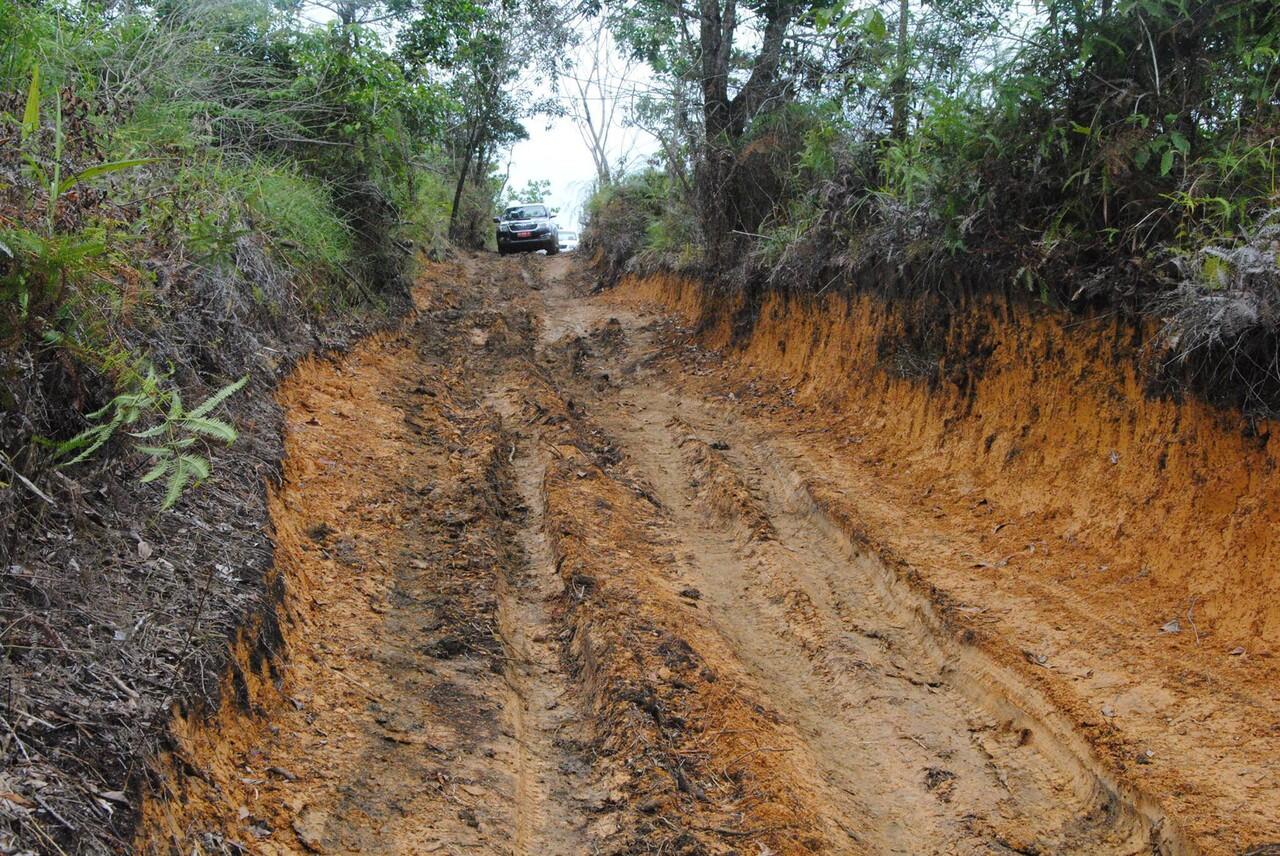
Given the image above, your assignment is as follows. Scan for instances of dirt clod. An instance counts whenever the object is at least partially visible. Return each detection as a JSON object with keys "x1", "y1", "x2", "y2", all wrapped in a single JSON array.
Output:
[{"x1": 292, "y1": 808, "x2": 328, "y2": 852}]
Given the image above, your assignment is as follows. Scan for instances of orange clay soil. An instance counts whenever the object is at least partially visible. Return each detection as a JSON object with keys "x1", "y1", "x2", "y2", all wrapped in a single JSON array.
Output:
[
  {"x1": 138, "y1": 262, "x2": 545, "y2": 853},
  {"x1": 607, "y1": 270, "x2": 1280, "y2": 854},
  {"x1": 136, "y1": 254, "x2": 1276, "y2": 856},
  {"x1": 136, "y1": 256, "x2": 845, "y2": 855}
]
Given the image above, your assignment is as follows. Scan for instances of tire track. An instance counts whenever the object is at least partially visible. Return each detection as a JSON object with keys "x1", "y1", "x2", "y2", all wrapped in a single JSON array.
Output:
[{"x1": 530, "y1": 267, "x2": 1182, "y2": 854}]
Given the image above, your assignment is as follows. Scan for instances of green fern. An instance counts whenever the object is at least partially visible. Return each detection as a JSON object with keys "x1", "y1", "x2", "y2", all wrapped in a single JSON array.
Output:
[{"x1": 57, "y1": 373, "x2": 248, "y2": 509}]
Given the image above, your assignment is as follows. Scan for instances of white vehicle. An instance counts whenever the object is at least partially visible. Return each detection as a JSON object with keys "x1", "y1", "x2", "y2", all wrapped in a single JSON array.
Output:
[{"x1": 558, "y1": 230, "x2": 580, "y2": 252}]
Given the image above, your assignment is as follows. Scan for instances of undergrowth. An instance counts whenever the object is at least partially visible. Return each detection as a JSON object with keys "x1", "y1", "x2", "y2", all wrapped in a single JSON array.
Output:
[
  {"x1": 585, "y1": 0, "x2": 1280, "y2": 418},
  {"x1": 0, "y1": 0, "x2": 460, "y2": 515}
]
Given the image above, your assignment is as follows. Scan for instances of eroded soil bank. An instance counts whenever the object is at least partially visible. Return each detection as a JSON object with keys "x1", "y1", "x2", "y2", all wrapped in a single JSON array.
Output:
[
  {"x1": 611, "y1": 271, "x2": 1280, "y2": 853},
  {"x1": 138, "y1": 256, "x2": 1277, "y2": 855}
]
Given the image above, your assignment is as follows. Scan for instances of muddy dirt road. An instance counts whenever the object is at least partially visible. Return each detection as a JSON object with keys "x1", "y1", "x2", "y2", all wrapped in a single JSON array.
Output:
[{"x1": 143, "y1": 255, "x2": 1280, "y2": 855}]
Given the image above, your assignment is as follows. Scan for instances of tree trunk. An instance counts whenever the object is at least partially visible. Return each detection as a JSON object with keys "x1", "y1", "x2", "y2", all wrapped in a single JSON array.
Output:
[
  {"x1": 694, "y1": 0, "x2": 797, "y2": 268},
  {"x1": 891, "y1": 0, "x2": 909, "y2": 139},
  {"x1": 449, "y1": 122, "x2": 480, "y2": 240}
]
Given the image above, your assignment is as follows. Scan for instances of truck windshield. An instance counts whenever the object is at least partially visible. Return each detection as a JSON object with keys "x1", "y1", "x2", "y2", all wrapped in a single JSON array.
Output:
[{"x1": 503, "y1": 205, "x2": 547, "y2": 220}]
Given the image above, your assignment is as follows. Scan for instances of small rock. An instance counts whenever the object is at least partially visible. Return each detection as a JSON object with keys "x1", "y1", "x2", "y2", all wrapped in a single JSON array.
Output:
[
  {"x1": 458, "y1": 807, "x2": 480, "y2": 829},
  {"x1": 1228, "y1": 646, "x2": 1247, "y2": 656},
  {"x1": 1160, "y1": 619, "x2": 1181, "y2": 634},
  {"x1": 638, "y1": 797, "x2": 663, "y2": 814},
  {"x1": 678, "y1": 587, "x2": 702, "y2": 600},
  {"x1": 293, "y1": 808, "x2": 328, "y2": 852}
]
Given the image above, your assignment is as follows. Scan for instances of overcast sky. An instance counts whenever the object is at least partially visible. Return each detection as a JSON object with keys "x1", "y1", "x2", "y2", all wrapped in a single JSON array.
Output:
[{"x1": 504, "y1": 116, "x2": 601, "y2": 233}]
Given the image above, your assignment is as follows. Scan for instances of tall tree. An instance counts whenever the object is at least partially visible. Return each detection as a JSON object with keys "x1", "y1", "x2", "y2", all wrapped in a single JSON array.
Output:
[
  {"x1": 568, "y1": 20, "x2": 643, "y2": 187},
  {"x1": 609, "y1": 0, "x2": 810, "y2": 262},
  {"x1": 890, "y1": 0, "x2": 908, "y2": 138},
  {"x1": 403, "y1": 0, "x2": 568, "y2": 244}
]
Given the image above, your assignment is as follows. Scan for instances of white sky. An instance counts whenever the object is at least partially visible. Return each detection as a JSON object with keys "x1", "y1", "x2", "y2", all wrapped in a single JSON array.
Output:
[{"x1": 504, "y1": 116, "x2": 602, "y2": 233}]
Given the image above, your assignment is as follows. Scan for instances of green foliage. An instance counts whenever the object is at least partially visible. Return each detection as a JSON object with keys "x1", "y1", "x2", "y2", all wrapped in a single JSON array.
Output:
[
  {"x1": 2, "y1": 0, "x2": 531, "y2": 509},
  {"x1": 504, "y1": 178, "x2": 553, "y2": 207},
  {"x1": 591, "y1": 0, "x2": 1280, "y2": 411},
  {"x1": 248, "y1": 168, "x2": 354, "y2": 270},
  {"x1": 619, "y1": 0, "x2": 1279, "y2": 283},
  {"x1": 584, "y1": 169, "x2": 700, "y2": 277},
  {"x1": 150, "y1": 156, "x2": 354, "y2": 291},
  {"x1": 0, "y1": 226, "x2": 108, "y2": 324},
  {"x1": 1, "y1": 64, "x2": 149, "y2": 329},
  {"x1": 16, "y1": 65, "x2": 152, "y2": 235},
  {"x1": 56, "y1": 369, "x2": 248, "y2": 509}
]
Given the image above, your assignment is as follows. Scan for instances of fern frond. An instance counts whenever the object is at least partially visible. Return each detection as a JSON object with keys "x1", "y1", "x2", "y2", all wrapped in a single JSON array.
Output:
[
  {"x1": 180, "y1": 416, "x2": 237, "y2": 442},
  {"x1": 162, "y1": 459, "x2": 192, "y2": 510},
  {"x1": 186, "y1": 375, "x2": 249, "y2": 419},
  {"x1": 139, "y1": 459, "x2": 172, "y2": 484}
]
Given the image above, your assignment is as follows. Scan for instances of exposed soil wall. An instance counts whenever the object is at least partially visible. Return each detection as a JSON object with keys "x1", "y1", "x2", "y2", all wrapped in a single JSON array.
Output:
[
  {"x1": 618, "y1": 272, "x2": 1280, "y2": 655},
  {"x1": 136, "y1": 327, "x2": 416, "y2": 852},
  {"x1": 0, "y1": 271, "x2": 399, "y2": 854}
]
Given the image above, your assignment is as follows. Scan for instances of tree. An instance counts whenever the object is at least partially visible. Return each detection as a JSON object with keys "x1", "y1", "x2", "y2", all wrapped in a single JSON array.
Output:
[
  {"x1": 402, "y1": 0, "x2": 569, "y2": 246},
  {"x1": 504, "y1": 178, "x2": 552, "y2": 206},
  {"x1": 605, "y1": 0, "x2": 813, "y2": 264},
  {"x1": 891, "y1": 0, "x2": 908, "y2": 139},
  {"x1": 567, "y1": 19, "x2": 644, "y2": 187}
]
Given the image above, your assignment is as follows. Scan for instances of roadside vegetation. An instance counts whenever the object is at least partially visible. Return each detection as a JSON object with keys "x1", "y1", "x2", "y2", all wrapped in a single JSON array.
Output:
[
  {"x1": 0, "y1": 1, "x2": 564, "y2": 851},
  {"x1": 583, "y1": 0, "x2": 1280, "y2": 417}
]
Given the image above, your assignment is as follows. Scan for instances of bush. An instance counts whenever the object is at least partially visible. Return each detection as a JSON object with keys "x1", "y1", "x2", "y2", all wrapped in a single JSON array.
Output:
[
  {"x1": 583, "y1": 170, "x2": 699, "y2": 283},
  {"x1": 1151, "y1": 210, "x2": 1280, "y2": 417}
]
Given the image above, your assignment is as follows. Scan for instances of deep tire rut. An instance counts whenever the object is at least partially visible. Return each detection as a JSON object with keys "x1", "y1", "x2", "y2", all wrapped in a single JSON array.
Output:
[
  {"x1": 535, "y1": 272, "x2": 1182, "y2": 854},
  {"x1": 590, "y1": 391, "x2": 1154, "y2": 853},
  {"x1": 491, "y1": 392, "x2": 592, "y2": 854}
]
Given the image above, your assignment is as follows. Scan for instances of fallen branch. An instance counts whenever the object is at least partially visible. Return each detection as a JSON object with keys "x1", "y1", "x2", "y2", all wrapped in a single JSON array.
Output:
[{"x1": 0, "y1": 453, "x2": 56, "y2": 507}]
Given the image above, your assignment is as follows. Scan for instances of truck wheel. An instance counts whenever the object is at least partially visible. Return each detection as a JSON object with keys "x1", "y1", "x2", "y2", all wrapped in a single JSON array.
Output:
[{"x1": 546, "y1": 241, "x2": 560, "y2": 255}]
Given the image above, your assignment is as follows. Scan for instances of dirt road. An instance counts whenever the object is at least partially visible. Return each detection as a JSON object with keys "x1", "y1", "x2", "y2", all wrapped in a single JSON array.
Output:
[{"x1": 142, "y1": 254, "x2": 1278, "y2": 854}]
